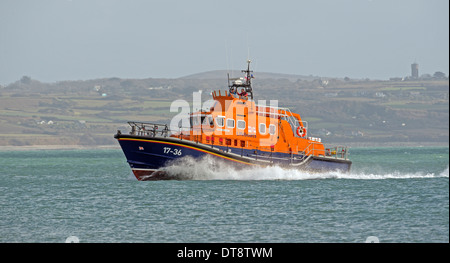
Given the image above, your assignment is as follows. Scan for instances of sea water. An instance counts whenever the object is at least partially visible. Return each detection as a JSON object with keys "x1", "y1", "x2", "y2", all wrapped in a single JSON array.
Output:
[{"x1": 0, "y1": 146, "x2": 448, "y2": 243}]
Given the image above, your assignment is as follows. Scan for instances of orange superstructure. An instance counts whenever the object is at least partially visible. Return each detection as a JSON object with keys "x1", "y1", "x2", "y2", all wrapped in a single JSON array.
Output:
[
  {"x1": 182, "y1": 91, "x2": 326, "y2": 158},
  {"x1": 177, "y1": 60, "x2": 326, "y2": 159}
]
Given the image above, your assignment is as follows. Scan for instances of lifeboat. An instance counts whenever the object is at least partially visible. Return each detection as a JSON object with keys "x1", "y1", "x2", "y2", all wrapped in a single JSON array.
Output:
[{"x1": 115, "y1": 60, "x2": 352, "y2": 180}]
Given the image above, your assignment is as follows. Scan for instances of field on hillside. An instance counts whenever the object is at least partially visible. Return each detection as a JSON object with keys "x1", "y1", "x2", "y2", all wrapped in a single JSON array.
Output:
[
  {"x1": 0, "y1": 92, "x2": 175, "y2": 146},
  {"x1": 0, "y1": 77, "x2": 448, "y2": 146}
]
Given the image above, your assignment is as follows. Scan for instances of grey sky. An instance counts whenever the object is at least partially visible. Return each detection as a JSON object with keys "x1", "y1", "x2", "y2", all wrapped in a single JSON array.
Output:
[{"x1": 0, "y1": 0, "x2": 448, "y2": 84}]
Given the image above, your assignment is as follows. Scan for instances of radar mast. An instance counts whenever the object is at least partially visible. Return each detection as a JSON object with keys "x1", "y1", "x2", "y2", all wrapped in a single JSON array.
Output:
[{"x1": 228, "y1": 60, "x2": 254, "y2": 100}]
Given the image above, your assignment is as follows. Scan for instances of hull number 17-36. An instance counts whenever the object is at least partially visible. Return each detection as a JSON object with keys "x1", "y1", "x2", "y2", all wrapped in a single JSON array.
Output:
[{"x1": 163, "y1": 147, "x2": 182, "y2": 156}]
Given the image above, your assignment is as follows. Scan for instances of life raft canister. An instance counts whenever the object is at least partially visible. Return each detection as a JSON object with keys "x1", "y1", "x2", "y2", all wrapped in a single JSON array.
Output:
[{"x1": 296, "y1": 126, "x2": 306, "y2": 137}]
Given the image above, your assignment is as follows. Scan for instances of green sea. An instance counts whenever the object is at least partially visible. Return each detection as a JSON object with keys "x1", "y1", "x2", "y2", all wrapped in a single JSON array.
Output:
[{"x1": 0, "y1": 146, "x2": 448, "y2": 243}]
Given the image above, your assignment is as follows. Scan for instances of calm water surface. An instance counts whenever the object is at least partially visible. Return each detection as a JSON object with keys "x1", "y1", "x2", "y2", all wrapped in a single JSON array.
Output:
[{"x1": 0, "y1": 146, "x2": 448, "y2": 242}]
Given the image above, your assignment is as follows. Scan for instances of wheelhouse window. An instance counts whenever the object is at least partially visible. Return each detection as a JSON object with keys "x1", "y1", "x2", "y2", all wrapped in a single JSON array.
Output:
[
  {"x1": 226, "y1": 118, "x2": 235, "y2": 128},
  {"x1": 195, "y1": 115, "x2": 201, "y2": 126},
  {"x1": 269, "y1": 124, "x2": 276, "y2": 135},
  {"x1": 259, "y1": 123, "x2": 266, "y2": 134},
  {"x1": 203, "y1": 115, "x2": 214, "y2": 128},
  {"x1": 216, "y1": 116, "x2": 225, "y2": 127},
  {"x1": 237, "y1": 120, "x2": 246, "y2": 130},
  {"x1": 190, "y1": 115, "x2": 199, "y2": 127}
]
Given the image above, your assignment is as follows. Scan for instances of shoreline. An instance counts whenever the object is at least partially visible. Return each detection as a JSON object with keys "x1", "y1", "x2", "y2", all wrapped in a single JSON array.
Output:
[{"x1": 0, "y1": 141, "x2": 448, "y2": 151}]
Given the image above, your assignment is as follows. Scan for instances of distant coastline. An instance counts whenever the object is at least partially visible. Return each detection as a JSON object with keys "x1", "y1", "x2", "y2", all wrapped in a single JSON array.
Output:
[{"x1": 0, "y1": 77, "x2": 448, "y2": 148}]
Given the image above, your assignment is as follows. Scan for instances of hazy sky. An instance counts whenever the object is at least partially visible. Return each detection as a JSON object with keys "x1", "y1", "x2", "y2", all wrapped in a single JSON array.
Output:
[{"x1": 0, "y1": 0, "x2": 448, "y2": 84}]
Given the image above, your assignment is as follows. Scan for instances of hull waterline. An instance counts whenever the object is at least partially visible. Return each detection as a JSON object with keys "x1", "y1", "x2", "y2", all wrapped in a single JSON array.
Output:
[{"x1": 115, "y1": 134, "x2": 352, "y2": 181}]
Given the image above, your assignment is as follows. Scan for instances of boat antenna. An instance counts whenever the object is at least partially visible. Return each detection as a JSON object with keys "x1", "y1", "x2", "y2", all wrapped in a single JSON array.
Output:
[{"x1": 242, "y1": 59, "x2": 254, "y2": 100}]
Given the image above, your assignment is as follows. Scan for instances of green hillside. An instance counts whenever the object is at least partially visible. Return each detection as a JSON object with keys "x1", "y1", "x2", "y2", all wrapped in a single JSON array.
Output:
[{"x1": 0, "y1": 75, "x2": 448, "y2": 147}]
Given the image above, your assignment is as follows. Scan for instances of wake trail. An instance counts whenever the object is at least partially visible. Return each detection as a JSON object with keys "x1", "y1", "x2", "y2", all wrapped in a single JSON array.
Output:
[{"x1": 159, "y1": 156, "x2": 449, "y2": 181}]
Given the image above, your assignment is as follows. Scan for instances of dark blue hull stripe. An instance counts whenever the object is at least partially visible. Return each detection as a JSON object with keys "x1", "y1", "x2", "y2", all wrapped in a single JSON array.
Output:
[{"x1": 116, "y1": 135, "x2": 352, "y2": 173}]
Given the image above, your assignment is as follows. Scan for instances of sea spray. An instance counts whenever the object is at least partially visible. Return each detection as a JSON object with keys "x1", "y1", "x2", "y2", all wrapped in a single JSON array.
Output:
[
  {"x1": 440, "y1": 165, "x2": 449, "y2": 177},
  {"x1": 159, "y1": 155, "x2": 449, "y2": 181}
]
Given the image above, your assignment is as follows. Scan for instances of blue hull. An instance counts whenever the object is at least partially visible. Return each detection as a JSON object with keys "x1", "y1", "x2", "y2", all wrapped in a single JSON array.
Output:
[{"x1": 115, "y1": 134, "x2": 352, "y2": 180}]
